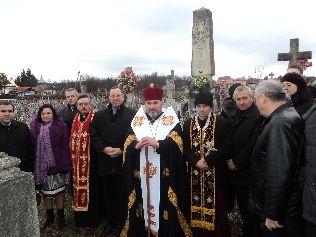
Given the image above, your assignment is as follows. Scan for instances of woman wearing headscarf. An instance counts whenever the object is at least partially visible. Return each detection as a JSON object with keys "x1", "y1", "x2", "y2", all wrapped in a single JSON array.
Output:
[
  {"x1": 281, "y1": 72, "x2": 314, "y2": 116},
  {"x1": 30, "y1": 104, "x2": 71, "y2": 231}
]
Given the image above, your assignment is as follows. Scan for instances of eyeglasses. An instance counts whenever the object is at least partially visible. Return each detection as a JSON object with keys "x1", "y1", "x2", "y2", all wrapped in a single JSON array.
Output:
[
  {"x1": 78, "y1": 102, "x2": 90, "y2": 106},
  {"x1": 0, "y1": 110, "x2": 13, "y2": 113}
]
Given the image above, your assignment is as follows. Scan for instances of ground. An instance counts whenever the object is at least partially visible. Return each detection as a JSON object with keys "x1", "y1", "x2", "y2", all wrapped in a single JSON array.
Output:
[{"x1": 38, "y1": 192, "x2": 243, "y2": 237}]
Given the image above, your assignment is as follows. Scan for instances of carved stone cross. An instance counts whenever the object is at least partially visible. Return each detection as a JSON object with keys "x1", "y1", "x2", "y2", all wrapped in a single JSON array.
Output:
[{"x1": 278, "y1": 38, "x2": 312, "y2": 67}]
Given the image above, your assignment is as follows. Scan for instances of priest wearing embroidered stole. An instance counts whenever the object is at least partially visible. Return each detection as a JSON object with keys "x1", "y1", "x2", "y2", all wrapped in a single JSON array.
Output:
[
  {"x1": 183, "y1": 90, "x2": 233, "y2": 237},
  {"x1": 120, "y1": 86, "x2": 192, "y2": 237},
  {"x1": 70, "y1": 94, "x2": 100, "y2": 229}
]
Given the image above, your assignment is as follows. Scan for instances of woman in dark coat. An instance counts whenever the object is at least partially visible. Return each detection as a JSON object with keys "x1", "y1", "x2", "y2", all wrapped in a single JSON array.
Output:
[
  {"x1": 30, "y1": 104, "x2": 71, "y2": 231},
  {"x1": 281, "y1": 72, "x2": 314, "y2": 116}
]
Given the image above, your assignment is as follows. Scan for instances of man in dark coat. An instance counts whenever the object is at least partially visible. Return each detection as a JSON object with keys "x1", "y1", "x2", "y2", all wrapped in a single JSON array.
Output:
[
  {"x1": 227, "y1": 85, "x2": 263, "y2": 237},
  {"x1": 90, "y1": 87, "x2": 135, "y2": 236},
  {"x1": 249, "y1": 80, "x2": 304, "y2": 237},
  {"x1": 120, "y1": 86, "x2": 192, "y2": 237},
  {"x1": 59, "y1": 88, "x2": 78, "y2": 134},
  {"x1": 183, "y1": 90, "x2": 233, "y2": 237},
  {"x1": 0, "y1": 101, "x2": 34, "y2": 172},
  {"x1": 301, "y1": 99, "x2": 316, "y2": 237}
]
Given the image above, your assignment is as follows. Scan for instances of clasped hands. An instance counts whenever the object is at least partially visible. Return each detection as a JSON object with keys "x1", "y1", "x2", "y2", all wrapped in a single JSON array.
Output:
[
  {"x1": 265, "y1": 218, "x2": 283, "y2": 231},
  {"x1": 103, "y1": 146, "x2": 122, "y2": 158},
  {"x1": 135, "y1": 136, "x2": 159, "y2": 150},
  {"x1": 196, "y1": 158, "x2": 209, "y2": 171}
]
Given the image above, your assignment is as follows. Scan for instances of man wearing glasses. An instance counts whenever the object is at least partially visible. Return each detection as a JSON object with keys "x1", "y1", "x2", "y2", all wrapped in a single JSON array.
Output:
[{"x1": 0, "y1": 101, "x2": 34, "y2": 172}]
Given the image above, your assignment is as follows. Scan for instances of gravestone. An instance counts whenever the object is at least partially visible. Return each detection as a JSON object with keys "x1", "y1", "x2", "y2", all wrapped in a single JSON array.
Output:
[
  {"x1": 164, "y1": 70, "x2": 178, "y2": 111},
  {"x1": 191, "y1": 8, "x2": 217, "y2": 112},
  {"x1": 124, "y1": 67, "x2": 137, "y2": 108},
  {"x1": 0, "y1": 152, "x2": 40, "y2": 237},
  {"x1": 278, "y1": 38, "x2": 312, "y2": 68},
  {"x1": 165, "y1": 70, "x2": 176, "y2": 99},
  {"x1": 191, "y1": 7, "x2": 215, "y2": 79}
]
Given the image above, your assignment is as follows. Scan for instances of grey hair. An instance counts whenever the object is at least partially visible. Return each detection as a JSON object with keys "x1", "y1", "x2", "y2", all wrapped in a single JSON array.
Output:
[
  {"x1": 65, "y1": 88, "x2": 78, "y2": 95},
  {"x1": 254, "y1": 80, "x2": 288, "y2": 102},
  {"x1": 233, "y1": 85, "x2": 253, "y2": 100}
]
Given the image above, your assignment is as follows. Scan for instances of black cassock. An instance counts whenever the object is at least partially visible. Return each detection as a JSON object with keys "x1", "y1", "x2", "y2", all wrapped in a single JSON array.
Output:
[
  {"x1": 183, "y1": 114, "x2": 233, "y2": 237},
  {"x1": 119, "y1": 124, "x2": 193, "y2": 237}
]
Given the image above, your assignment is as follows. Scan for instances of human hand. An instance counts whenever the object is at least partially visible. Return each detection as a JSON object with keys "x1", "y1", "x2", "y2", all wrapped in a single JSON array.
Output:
[
  {"x1": 109, "y1": 148, "x2": 122, "y2": 158},
  {"x1": 196, "y1": 159, "x2": 208, "y2": 171},
  {"x1": 141, "y1": 137, "x2": 159, "y2": 148},
  {"x1": 227, "y1": 159, "x2": 238, "y2": 171},
  {"x1": 265, "y1": 218, "x2": 283, "y2": 231},
  {"x1": 135, "y1": 137, "x2": 158, "y2": 149},
  {"x1": 103, "y1": 147, "x2": 114, "y2": 155}
]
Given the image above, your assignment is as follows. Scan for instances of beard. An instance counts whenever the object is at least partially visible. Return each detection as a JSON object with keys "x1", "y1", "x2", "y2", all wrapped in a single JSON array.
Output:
[{"x1": 147, "y1": 110, "x2": 161, "y2": 119}]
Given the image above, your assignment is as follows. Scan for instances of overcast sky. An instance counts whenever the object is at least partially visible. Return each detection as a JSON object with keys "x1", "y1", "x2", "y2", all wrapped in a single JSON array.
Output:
[{"x1": 0, "y1": 0, "x2": 315, "y2": 82}]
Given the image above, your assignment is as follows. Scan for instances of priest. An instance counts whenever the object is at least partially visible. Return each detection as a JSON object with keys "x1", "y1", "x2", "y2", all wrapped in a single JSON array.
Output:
[
  {"x1": 70, "y1": 94, "x2": 100, "y2": 231},
  {"x1": 120, "y1": 86, "x2": 192, "y2": 237},
  {"x1": 183, "y1": 90, "x2": 233, "y2": 237}
]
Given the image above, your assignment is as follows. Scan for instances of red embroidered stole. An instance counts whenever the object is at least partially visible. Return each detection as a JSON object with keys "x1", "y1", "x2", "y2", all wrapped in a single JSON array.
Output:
[
  {"x1": 189, "y1": 113, "x2": 216, "y2": 231},
  {"x1": 70, "y1": 111, "x2": 94, "y2": 211}
]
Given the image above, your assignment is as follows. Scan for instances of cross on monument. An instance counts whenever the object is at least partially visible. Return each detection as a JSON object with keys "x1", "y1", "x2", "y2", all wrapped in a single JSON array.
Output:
[
  {"x1": 278, "y1": 38, "x2": 312, "y2": 67},
  {"x1": 269, "y1": 72, "x2": 274, "y2": 79}
]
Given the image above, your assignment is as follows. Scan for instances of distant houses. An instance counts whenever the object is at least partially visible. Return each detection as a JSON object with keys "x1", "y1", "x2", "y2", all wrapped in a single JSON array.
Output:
[{"x1": 8, "y1": 86, "x2": 57, "y2": 96}]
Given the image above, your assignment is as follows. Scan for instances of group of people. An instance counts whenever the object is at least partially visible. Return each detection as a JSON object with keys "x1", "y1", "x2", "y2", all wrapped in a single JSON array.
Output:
[
  {"x1": 8, "y1": 94, "x2": 107, "y2": 127},
  {"x1": 0, "y1": 66, "x2": 315, "y2": 237}
]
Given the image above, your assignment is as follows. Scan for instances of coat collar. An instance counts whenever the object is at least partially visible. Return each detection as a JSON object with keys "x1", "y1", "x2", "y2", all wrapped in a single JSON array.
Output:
[{"x1": 235, "y1": 103, "x2": 258, "y2": 118}]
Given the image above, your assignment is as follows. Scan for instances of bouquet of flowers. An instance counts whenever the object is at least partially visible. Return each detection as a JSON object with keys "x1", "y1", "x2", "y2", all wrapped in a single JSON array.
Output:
[
  {"x1": 117, "y1": 68, "x2": 138, "y2": 94},
  {"x1": 194, "y1": 77, "x2": 210, "y2": 91}
]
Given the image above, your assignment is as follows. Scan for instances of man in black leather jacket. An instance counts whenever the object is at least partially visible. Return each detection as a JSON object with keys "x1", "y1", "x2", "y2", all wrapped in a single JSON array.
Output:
[
  {"x1": 249, "y1": 80, "x2": 304, "y2": 237},
  {"x1": 302, "y1": 99, "x2": 316, "y2": 236}
]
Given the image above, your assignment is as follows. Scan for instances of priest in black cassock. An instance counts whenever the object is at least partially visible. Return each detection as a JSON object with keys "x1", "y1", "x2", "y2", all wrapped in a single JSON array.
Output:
[
  {"x1": 183, "y1": 90, "x2": 233, "y2": 237},
  {"x1": 119, "y1": 86, "x2": 192, "y2": 237}
]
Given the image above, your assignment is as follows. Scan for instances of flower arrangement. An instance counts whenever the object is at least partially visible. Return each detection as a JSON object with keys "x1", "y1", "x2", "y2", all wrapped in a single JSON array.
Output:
[
  {"x1": 117, "y1": 68, "x2": 138, "y2": 93},
  {"x1": 194, "y1": 77, "x2": 210, "y2": 91}
]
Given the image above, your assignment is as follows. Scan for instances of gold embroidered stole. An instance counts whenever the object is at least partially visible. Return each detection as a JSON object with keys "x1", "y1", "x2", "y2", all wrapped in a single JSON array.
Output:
[
  {"x1": 70, "y1": 111, "x2": 94, "y2": 211},
  {"x1": 189, "y1": 113, "x2": 216, "y2": 231}
]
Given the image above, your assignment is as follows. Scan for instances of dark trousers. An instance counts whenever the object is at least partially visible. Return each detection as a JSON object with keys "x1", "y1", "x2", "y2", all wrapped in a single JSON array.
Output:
[
  {"x1": 234, "y1": 186, "x2": 253, "y2": 237},
  {"x1": 99, "y1": 175, "x2": 121, "y2": 225},
  {"x1": 252, "y1": 215, "x2": 304, "y2": 237},
  {"x1": 306, "y1": 220, "x2": 316, "y2": 237}
]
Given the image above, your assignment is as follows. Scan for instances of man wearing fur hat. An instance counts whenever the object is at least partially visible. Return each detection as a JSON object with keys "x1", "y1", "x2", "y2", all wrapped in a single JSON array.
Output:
[
  {"x1": 183, "y1": 90, "x2": 233, "y2": 237},
  {"x1": 120, "y1": 86, "x2": 192, "y2": 237}
]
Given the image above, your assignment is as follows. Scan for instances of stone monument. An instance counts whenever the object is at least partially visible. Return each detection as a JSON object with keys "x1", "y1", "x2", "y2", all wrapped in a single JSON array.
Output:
[
  {"x1": 164, "y1": 70, "x2": 177, "y2": 110},
  {"x1": 191, "y1": 7, "x2": 217, "y2": 112},
  {"x1": 124, "y1": 66, "x2": 137, "y2": 108},
  {"x1": 278, "y1": 38, "x2": 312, "y2": 68},
  {"x1": 0, "y1": 152, "x2": 40, "y2": 237},
  {"x1": 191, "y1": 7, "x2": 215, "y2": 79}
]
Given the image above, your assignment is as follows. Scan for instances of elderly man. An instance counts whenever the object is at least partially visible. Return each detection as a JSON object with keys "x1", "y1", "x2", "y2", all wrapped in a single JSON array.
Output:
[
  {"x1": 90, "y1": 86, "x2": 135, "y2": 236},
  {"x1": 228, "y1": 86, "x2": 263, "y2": 237},
  {"x1": 59, "y1": 88, "x2": 79, "y2": 134},
  {"x1": 249, "y1": 80, "x2": 304, "y2": 237},
  {"x1": 70, "y1": 94, "x2": 100, "y2": 231},
  {"x1": 0, "y1": 101, "x2": 34, "y2": 172},
  {"x1": 120, "y1": 86, "x2": 191, "y2": 237},
  {"x1": 183, "y1": 90, "x2": 232, "y2": 237}
]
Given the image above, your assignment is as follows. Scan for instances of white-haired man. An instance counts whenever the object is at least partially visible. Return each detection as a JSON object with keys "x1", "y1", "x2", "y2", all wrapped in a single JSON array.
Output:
[{"x1": 249, "y1": 80, "x2": 304, "y2": 237}]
